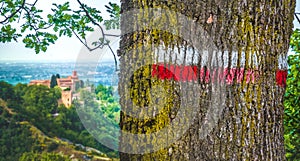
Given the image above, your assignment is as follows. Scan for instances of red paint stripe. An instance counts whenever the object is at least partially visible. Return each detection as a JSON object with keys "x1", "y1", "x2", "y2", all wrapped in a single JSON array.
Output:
[
  {"x1": 151, "y1": 64, "x2": 287, "y2": 87},
  {"x1": 276, "y1": 70, "x2": 288, "y2": 87}
]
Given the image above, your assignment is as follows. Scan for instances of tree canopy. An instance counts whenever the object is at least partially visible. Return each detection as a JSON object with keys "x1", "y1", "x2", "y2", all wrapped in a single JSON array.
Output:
[{"x1": 0, "y1": 0, "x2": 120, "y2": 53}]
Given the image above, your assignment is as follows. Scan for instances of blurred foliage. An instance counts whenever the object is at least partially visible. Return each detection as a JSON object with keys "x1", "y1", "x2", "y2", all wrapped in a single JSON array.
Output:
[{"x1": 284, "y1": 29, "x2": 300, "y2": 160}]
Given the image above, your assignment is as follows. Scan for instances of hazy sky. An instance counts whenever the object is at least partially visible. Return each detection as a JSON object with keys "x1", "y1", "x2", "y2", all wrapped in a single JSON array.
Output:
[{"x1": 0, "y1": 1, "x2": 299, "y2": 62}]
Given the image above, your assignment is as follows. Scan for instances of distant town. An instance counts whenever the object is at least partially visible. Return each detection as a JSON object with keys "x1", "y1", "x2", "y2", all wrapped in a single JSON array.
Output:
[{"x1": 0, "y1": 62, "x2": 118, "y2": 86}]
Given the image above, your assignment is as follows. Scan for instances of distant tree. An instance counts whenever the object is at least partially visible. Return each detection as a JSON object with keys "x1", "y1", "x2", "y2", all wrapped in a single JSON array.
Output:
[
  {"x1": 75, "y1": 81, "x2": 81, "y2": 91},
  {"x1": 0, "y1": 81, "x2": 14, "y2": 101},
  {"x1": 95, "y1": 84, "x2": 113, "y2": 100},
  {"x1": 56, "y1": 74, "x2": 60, "y2": 79},
  {"x1": 22, "y1": 85, "x2": 58, "y2": 120},
  {"x1": 14, "y1": 83, "x2": 27, "y2": 100},
  {"x1": 6, "y1": 83, "x2": 28, "y2": 112},
  {"x1": 79, "y1": 89, "x2": 97, "y2": 107},
  {"x1": 53, "y1": 86, "x2": 62, "y2": 99},
  {"x1": 86, "y1": 79, "x2": 90, "y2": 87},
  {"x1": 80, "y1": 80, "x2": 84, "y2": 88},
  {"x1": 50, "y1": 75, "x2": 58, "y2": 88}
]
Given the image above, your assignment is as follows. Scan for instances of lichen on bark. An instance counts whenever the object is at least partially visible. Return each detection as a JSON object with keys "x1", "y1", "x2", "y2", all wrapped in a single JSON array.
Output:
[{"x1": 119, "y1": 0, "x2": 295, "y2": 160}]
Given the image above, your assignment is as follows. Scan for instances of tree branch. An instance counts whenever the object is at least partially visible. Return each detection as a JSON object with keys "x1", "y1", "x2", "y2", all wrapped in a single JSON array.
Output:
[
  {"x1": 76, "y1": 0, "x2": 106, "y2": 41},
  {"x1": 75, "y1": 0, "x2": 119, "y2": 71},
  {"x1": 0, "y1": 0, "x2": 26, "y2": 24},
  {"x1": 0, "y1": 2, "x2": 4, "y2": 13},
  {"x1": 104, "y1": 34, "x2": 120, "y2": 37},
  {"x1": 71, "y1": 28, "x2": 106, "y2": 52}
]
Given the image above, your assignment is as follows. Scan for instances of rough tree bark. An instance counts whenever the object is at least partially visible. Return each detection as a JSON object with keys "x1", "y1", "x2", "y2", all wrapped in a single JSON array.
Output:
[{"x1": 118, "y1": 0, "x2": 295, "y2": 160}]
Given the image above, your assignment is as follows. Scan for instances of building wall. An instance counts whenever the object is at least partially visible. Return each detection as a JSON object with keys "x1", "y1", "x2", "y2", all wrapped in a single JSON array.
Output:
[
  {"x1": 61, "y1": 90, "x2": 72, "y2": 108},
  {"x1": 29, "y1": 71, "x2": 80, "y2": 107}
]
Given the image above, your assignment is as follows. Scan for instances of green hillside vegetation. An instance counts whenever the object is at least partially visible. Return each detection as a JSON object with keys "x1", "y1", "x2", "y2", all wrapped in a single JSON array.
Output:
[
  {"x1": 95, "y1": 84, "x2": 120, "y2": 125},
  {"x1": 0, "y1": 100, "x2": 98, "y2": 161},
  {"x1": 0, "y1": 81, "x2": 119, "y2": 160},
  {"x1": 76, "y1": 85, "x2": 120, "y2": 151}
]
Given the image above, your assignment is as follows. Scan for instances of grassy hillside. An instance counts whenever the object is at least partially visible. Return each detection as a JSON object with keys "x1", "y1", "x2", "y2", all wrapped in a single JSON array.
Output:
[
  {"x1": 0, "y1": 81, "x2": 119, "y2": 160},
  {"x1": 0, "y1": 100, "x2": 115, "y2": 161}
]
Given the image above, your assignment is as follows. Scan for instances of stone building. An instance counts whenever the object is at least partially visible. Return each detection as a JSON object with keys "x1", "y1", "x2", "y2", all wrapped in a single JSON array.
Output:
[
  {"x1": 29, "y1": 71, "x2": 81, "y2": 107},
  {"x1": 57, "y1": 71, "x2": 81, "y2": 91},
  {"x1": 56, "y1": 71, "x2": 81, "y2": 107}
]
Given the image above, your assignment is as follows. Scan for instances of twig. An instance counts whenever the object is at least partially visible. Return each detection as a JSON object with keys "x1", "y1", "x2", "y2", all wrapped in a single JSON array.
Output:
[
  {"x1": 72, "y1": 29, "x2": 90, "y2": 49},
  {"x1": 107, "y1": 43, "x2": 119, "y2": 71},
  {"x1": 0, "y1": 2, "x2": 4, "y2": 13},
  {"x1": 295, "y1": 13, "x2": 300, "y2": 25},
  {"x1": 71, "y1": 28, "x2": 105, "y2": 52},
  {"x1": 17, "y1": 7, "x2": 23, "y2": 23},
  {"x1": 40, "y1": 23, "x2": 54, "y2": 30},
  {"x1": 31, "y1": 0, "x2": 38, "y2": 7},
  {"x1": 104, "y1": 34, "x2": 120, "y2": 37}
]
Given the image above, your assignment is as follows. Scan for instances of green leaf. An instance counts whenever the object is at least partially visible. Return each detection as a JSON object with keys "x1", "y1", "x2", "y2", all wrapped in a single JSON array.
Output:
[
  {"x1": 53, "y1": 26, "x2": 59, "y2": 32},
  {"x1": 41, "y1": 46, "x2": 47, "y2": 52},
  {"x1": 34, "y1": 45, "x2": 40, "y2": 54},
  {"x1": 63, "y1": 14, "x2": 72, "y2": 20}
]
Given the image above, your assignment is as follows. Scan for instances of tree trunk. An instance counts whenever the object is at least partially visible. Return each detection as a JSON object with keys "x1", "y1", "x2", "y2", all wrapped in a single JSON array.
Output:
[{"x1": 118, "y1": 0, "x2": 295, "y2": 160}]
